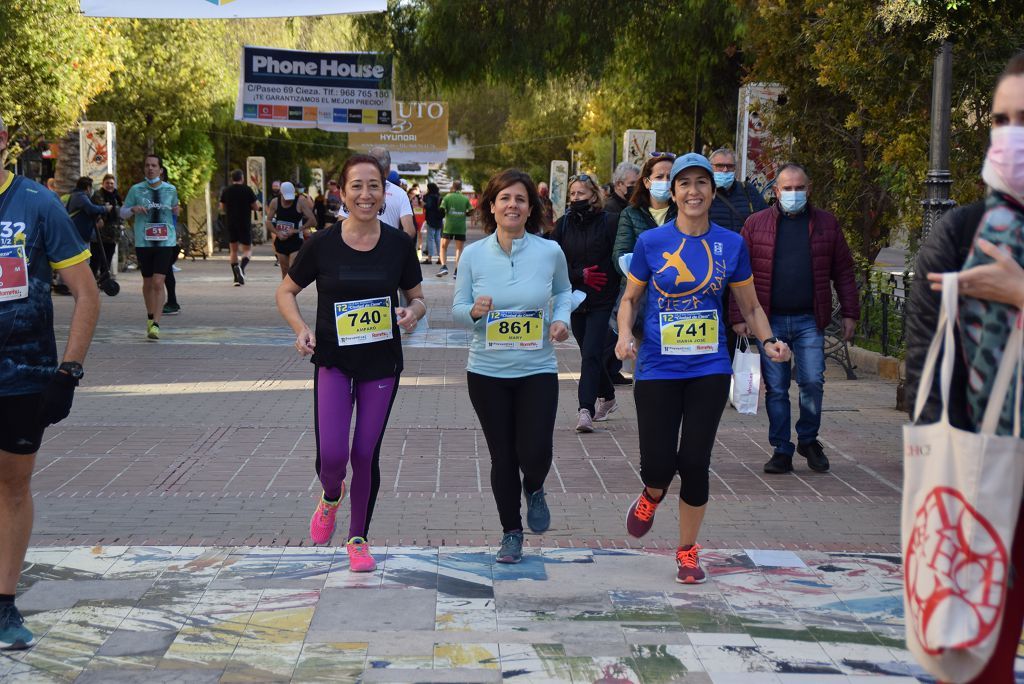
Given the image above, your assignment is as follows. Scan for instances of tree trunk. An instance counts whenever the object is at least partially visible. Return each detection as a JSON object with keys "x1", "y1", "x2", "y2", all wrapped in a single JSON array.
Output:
[{"x1": 53, "y1": 128, "x2": 81, "y2": 195}]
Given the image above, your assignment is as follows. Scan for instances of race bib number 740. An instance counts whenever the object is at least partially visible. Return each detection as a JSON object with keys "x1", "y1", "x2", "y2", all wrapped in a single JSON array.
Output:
[{"x1": 334, "y1": 296, "x2": 393, "y2": 347}]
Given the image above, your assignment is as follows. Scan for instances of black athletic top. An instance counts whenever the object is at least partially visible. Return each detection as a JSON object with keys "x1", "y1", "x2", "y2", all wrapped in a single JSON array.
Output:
[{"x1": 288, "y1": 222, "x2": 422, "y2": 380}]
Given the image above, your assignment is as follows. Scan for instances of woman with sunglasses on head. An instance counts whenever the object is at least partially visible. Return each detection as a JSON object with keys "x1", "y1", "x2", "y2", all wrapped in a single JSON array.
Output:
[
  {"x1": 276, "y1": 154, "x2": 425, "y2": 573},
  {"x1": 549, "y1": 172, "x2": 622, "y2": 433},
  {"x1": 452, "y1": 169, "x2": 571, "y2": 564},
  {"x1": 615, "y1": 153, "x2": 790, "y2": 584}
]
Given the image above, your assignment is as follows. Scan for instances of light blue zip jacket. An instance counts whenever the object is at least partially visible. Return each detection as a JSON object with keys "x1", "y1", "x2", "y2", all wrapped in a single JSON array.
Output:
[{"x1": 452, "y1": 231, "x2": 572, "y2": 378}]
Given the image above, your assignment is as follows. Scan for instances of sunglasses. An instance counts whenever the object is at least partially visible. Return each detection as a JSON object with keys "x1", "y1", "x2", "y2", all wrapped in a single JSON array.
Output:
[
  {"x1": 649, "y1": 151, "x2": 677, "y2": 160},
  {"x1": 568, "y1": 174, "x2": 594, "y2": 184}
]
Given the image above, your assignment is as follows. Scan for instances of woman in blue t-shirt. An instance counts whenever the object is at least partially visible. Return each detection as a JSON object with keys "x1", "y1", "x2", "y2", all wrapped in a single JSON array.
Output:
[{"x1": 614, "y1": 153, "x2": 791, "y2": 585}]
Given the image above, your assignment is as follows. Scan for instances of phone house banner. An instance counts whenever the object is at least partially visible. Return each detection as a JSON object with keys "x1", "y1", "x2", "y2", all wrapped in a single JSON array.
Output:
[{"x1": 235, "y1": 46, "x2": 394, "y2": 133}]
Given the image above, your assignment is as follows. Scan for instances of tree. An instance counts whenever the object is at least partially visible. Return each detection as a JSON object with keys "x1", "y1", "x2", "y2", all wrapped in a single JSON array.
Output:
[{"x1": 0, "y1": 0, "x2": 123, "y2": 158}]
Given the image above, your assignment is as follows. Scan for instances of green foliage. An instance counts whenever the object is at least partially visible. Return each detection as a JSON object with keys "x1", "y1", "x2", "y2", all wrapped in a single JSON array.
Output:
[
  {"x1": 163, "y1": 129, "x2": 217, "y2": 204},
  {"x1": 0, "y1": 0, "x2": 124, "y2": 150}
]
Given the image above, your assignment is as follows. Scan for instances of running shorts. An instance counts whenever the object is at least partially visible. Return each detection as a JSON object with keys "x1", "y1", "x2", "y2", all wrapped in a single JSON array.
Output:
[
  {"x1": 135, "y1": 246, "x2": 179, "y2": 278},
  {"x1": 442, "y1": 232, "x2": 466, "y2": 242},
  {"x1": 0, "y1": 394, "x2": 45, "y2": 455}
]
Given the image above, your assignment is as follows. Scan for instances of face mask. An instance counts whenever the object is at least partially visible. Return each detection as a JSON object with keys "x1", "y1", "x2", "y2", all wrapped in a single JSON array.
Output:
[
  {"x1": 569, "y1": 199, "x2": 591, "y2": 214},
  {"x1": 982, "y1": 125, "x2": 1024, "y2": 202},
  {"x1": 714, "y1": 172, "x2": 735, "y2": 189},
  {"x1": 624, "y1": 184, "x2": 635, "y2": 199},
  {"x1": 649, "y1": 180, "x2": 671, "y2": 202},
  {"x1": 146, "y1": 174, "x2": 161, "y2": 185},
  {"x1": 779, "y1": 190, "x2": 807, "y2": 213}
]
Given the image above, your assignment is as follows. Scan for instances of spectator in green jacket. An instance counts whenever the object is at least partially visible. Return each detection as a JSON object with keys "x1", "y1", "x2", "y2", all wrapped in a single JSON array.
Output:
[{"x1": 612, "y1": 153, "x2": 678, "y2": 276}]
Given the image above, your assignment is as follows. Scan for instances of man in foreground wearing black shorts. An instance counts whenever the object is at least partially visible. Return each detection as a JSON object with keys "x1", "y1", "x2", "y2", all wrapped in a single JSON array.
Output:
[
  {"x1": 219, "y1": 169, "x2": 259, "y2": 285},
  {"x1": 120, "y1": 154, "x2": 180, "y2": 340},
  {"x1": 0, "y1": 113, "x2": 100, "y2": 649}
]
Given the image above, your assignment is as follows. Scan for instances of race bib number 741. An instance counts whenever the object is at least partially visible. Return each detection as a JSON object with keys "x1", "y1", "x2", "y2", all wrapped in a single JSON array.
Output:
[
  {"x1": 660, "y1": 309, "x2": 719, "y2": 356},
  {"x1": 334, "y1": 296, "x2": 393, "y2": 346}
]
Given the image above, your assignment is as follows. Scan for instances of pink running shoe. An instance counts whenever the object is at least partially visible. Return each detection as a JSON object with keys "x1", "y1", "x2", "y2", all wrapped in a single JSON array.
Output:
[
  {"x1": 346, "y1": 536, "x2": 377, "y2": 572},
  {"x1": 309, "y1": 485, "x2": 345, "y2": 545}
]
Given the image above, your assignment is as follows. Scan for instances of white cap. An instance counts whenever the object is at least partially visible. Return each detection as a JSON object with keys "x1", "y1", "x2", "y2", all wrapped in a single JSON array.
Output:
[{"x1": 280, "y1": 181, "x2": 296, "y2": 200}]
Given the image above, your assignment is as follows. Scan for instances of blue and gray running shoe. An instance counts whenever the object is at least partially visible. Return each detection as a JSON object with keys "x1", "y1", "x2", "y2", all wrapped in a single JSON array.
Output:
[
  {"x1": 525, "y1": 488, "x2": 550, "y2": 533},
  {"x1": 495, "y1": 530, "x2": 524, "y2": 564},
  {"x1": 0, "y1": 604, "x2": 35, "y2": 650}
]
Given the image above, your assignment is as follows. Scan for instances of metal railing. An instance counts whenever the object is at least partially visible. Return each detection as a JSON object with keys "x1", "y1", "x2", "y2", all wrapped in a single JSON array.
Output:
[{"x1": 855, "y1": 272, "x2": 908, "y2": 358}]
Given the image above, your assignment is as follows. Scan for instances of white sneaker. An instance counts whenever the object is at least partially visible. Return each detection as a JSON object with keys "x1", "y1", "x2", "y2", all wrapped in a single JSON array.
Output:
[
  {"x1": 594, "y1": 397, "x2": 618, "y2": 422},
  {"x1": 576, "y1": 408, "x2": 594, "y2": 433}
]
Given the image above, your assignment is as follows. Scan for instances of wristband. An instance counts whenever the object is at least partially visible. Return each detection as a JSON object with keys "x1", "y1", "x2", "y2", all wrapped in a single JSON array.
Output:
[
  {"x1": 762, "y1": 336, "x2": 779, "y2": 346},
  {"x1": 410, "y1": 297, "x2": 427, "y2": 319}
]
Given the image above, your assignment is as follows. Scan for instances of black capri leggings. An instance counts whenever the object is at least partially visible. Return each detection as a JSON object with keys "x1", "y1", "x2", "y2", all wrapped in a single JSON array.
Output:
[
  {"x1": 633, "y1": 374, "x2": 731, "y2": 507},
  {"x1": 467, "y1": 371, "x2": 558, "y2": 533}
]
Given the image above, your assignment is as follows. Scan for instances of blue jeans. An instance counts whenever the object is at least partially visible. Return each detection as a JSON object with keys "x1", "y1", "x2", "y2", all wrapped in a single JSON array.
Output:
[
  {"x1": 757, "y1": 314, "x2": 825, "y2": 456},
  {"x1": 426, "y1": 225, "x2": 442, "y2": 259}
]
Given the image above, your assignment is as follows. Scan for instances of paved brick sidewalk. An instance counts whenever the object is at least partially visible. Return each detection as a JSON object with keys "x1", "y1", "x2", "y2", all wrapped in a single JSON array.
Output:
[
  {"x1": 4, "y1": 544, "x2": 938, "y2": 683},
  {"x1": 35, "y1": 243, "x2": 906, "y2": 550}
]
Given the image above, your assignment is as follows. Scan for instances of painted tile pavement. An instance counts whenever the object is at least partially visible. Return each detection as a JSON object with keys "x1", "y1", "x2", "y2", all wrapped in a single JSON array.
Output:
[{"x1": 3, "y1": 546, "x2": 1021, "y2": 682}]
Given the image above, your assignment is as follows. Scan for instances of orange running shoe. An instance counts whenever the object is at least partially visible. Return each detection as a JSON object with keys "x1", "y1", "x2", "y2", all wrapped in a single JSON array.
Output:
[{"x1": 675, "y1": 544, "x2": 707, "y2": 584}]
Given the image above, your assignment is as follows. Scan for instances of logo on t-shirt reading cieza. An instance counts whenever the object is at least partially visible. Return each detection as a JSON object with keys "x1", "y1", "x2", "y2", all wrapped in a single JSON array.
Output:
[{"x1": 652, "y1": 236, "x2": 727, "y2": 312}]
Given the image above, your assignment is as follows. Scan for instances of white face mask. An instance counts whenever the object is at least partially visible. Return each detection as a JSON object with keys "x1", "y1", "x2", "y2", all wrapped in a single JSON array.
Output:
[{"x1": 982, "y1": 125, "x2": 1024, "y2": 203}]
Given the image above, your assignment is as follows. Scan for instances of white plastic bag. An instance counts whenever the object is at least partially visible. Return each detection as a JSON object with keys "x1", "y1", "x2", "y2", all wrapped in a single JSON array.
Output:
[
  {"x1": 729, "y1": 336, "x2": 761, "y2": 415},
  {"x1": 902, "y1": 273, "x2": 1024, "y2": 683}
]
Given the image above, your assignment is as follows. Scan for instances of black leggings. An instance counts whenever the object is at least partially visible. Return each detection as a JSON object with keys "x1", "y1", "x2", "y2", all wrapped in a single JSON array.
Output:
[
  {"x1": 633, "y1": 374, "x2": 731, "y2": 507},
  {"x1": 467, "y1": 371, "x2": 558, "y2": 532},
  {"x1": 570, "y1": 308, "x2": 615, "y2": 414}
]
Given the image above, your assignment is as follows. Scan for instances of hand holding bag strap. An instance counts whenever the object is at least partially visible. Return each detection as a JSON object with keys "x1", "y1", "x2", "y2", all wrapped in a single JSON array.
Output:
[
  {"x1": 913, "y1": 272, "x2": 959, "y2": 423},
  {"x1": 980, "y1": 309, "x2": 1024, "y2": 435},
  {"x1": 735, "y1": 335, "x2": 751, "y2": 355}
]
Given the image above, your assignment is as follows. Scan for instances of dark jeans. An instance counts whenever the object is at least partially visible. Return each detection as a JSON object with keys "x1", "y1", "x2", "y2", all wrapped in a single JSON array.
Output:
[
  {"x1": 467, "y1": 371, "x2": 558, "y2": 533},
  {"x1": 570, "y1": 308, "x2": 615, "y2": 414},
  {"x1": 633, "y1": 374, "x2": 731, "y2": 507},
  {"x1": 757, "y1": 314, "x2": 825, "y2": 456}
]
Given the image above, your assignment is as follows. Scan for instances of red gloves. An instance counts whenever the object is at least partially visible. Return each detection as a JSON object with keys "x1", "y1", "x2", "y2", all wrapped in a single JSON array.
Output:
[{"x1": 582, "y1": 265, "x2": 608, "y2": 291}]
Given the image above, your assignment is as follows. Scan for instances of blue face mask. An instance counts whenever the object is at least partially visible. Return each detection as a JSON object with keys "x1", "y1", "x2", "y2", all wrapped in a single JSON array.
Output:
[
  {"x1": 713, "y1": 171, "x2": 734, "y2": 189},
  {"x1": 779, "y1": 190, "x2": 807, "y2": 213},
  {"x1": 649, "y1": 180, "x2": 671, "y2": 202},
  {"x1": 146, "y1": 175, "x2": 161, "y2": 185}
]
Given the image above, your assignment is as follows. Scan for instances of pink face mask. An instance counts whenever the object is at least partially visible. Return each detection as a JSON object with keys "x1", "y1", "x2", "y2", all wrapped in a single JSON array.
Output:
[{"x1": 982, "y1": 125, "x2": 1024, "y2": 202}]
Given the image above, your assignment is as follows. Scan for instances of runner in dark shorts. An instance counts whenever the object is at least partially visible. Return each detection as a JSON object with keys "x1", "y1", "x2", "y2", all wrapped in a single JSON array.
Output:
[
  {"x1": 219, "y1": 169, "x2": 259, "y2": 285},
  {"x1": 266, "y1": 181, "x2": 316, "y2": 279}
]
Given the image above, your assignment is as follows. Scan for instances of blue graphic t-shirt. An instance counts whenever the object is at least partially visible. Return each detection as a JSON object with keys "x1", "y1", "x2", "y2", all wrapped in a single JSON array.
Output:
[
  {"x1": 123, "y1": 180, "x2": 179, "y2": 248},
  {"x1": 627, "y1": 221, "x2": 753, "y2": 380},
  {"x1": 0, "y1": 174, "x2": 91, "y2": 395}
]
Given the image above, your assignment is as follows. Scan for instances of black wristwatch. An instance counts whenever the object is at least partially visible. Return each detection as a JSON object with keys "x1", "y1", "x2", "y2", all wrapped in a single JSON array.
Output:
[
  {"x1": 762, "y1": 336, "x2": 779, "y2": 346},
  {"x1": 57, "y1": 361, "x2": 84, "y2": 383}
]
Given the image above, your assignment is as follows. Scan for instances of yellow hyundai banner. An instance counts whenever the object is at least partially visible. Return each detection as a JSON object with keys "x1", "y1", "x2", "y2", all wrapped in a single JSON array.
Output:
[
  {"x1": 80, "y1": 0, "x2": 384, "y2": 18},
  {"x1": 348, "y1": 101, "x2": 449, "y2": 164}
]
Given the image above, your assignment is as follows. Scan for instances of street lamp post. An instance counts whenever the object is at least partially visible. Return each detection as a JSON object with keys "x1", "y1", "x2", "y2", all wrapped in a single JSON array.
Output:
[{"x1": 921, "y1": 40, "x2": 956, "y2": 242}]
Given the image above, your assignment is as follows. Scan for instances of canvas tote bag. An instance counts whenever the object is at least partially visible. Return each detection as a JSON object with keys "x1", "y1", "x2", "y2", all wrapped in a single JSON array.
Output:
[
  {"x1": 902, "y1": 273, "x2": 1024, "y2": 683},
  {"x1": 729, "y1": 336, "x2": 761, "y2": 415}
]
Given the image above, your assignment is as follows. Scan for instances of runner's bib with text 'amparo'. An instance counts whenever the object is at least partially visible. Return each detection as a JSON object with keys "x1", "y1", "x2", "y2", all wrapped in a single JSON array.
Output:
[
  {"x1": 659, "y1": 309, "x2": 718, "y2": 356},
  {"x1": 334, "y1": 296, "x2": 393, "y2": 347},
  {"x1": 485, "y1": 309, "x2": 544, "y2": 351}
]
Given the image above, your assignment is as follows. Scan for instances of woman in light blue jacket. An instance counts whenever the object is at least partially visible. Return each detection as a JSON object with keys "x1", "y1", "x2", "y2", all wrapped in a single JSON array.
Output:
[{"x1": 452, "y1": 169, "x2": 572, "y2": 564}]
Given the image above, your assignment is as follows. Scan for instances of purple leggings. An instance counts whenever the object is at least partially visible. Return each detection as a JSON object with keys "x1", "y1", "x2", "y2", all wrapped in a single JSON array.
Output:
[{"x1": 314, "y1": 366, "x2": 399, "y2": 540}]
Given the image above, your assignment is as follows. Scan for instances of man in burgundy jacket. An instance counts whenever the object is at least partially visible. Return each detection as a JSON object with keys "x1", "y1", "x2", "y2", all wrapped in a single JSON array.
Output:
[{"x1": 730, "y1": 163, "x2": 859, "y2": 474}]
